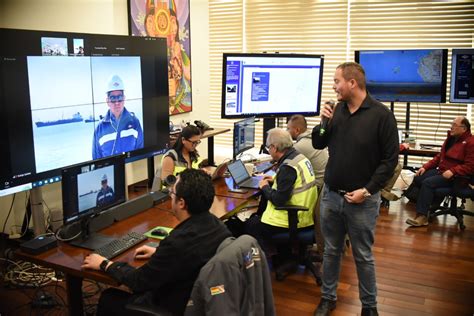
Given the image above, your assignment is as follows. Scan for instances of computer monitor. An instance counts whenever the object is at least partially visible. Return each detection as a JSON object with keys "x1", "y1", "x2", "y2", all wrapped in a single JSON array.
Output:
[
  {"x1": 221, "y1": 53, "x2": 324, "y2": 119},
  {"x1": 355, "y1": 49, "x2": 448, "y2": 103},
  {"x1": 449, "y1": 48, "x2": 474, "y2": 104},
  {"x1": 233, "y1": 117, "x2": 256, "y2": 160},
  {"x1": 62, "y1": 154, "x2": 126, "y2": 249},
  {"x1": 0, "y1": 28, "x2": 170, "y2": 196}
]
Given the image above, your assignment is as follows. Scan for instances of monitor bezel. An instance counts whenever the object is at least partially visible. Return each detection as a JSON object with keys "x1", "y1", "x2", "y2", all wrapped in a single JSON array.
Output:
[
  {"x1": 62, "y1": 154, "x2": 126, "y2": 225},
  {"x1": 233, "y1": 116, "x2": 256, "y2": 159},
  {"x1": 355, "y1": 48, "x2": 448, "y2": 103},
  {"x1": 449, "y1": 48, "x2": 474, "y2": 104},
  {"x1": 0, "y1": 28, "x2": 170, "y2": 194},
  {"x1": 221, "y1": 52, "x2": 325, "y2": 119}
]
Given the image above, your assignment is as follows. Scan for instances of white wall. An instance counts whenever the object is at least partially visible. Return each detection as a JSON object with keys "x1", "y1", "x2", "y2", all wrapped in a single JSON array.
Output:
[{"x1": 0, "y1": 0, "x2": 211, "y2": 234}]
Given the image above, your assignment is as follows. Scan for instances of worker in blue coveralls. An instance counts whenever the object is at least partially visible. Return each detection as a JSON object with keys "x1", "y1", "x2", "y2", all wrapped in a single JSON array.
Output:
[
  {"x1": 92, "y1": 75, "x2": 144, "y2": 159},
  {"x1": 96, "y1": 174, "x2": 115, "y2": 207}
]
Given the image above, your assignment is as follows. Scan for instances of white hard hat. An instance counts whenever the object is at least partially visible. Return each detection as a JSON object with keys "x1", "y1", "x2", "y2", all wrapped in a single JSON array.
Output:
[
  {"x1": 101, "y1": 174, "x2": 108, "y2": 181},
  {"x1": 107, "y1": 75, "x2": 124, "y2": 93}
]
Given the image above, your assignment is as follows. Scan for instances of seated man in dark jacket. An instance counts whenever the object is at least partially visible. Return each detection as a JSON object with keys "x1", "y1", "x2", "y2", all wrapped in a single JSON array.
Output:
[
  {"x1": 406, "y1": 116, "x2": 474, "y2": 226},
  {"x1": 82, "y1": 169, "x2": 232, "y2": 315}
]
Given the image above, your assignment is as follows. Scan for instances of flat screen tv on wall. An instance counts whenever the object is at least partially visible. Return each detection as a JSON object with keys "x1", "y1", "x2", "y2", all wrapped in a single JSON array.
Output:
[{"x1": 355, "y1": 49, "x2": 448, "y2": 103}]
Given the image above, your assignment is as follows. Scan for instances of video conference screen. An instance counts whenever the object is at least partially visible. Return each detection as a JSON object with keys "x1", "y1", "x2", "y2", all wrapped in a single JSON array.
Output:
[
  {"x1": 62, "y1": 154, "x2": 126, "y2": 224},
  {"x1": 233, "y1": 117, "x2": 256, "y2": 159},
  {"x1": 355, "y1": 49, "x2": 448, "y2": 103},
  {"x1": 0, "y1": 28, "x2": 170, "y2": 193},
  {"x1": 450, "y1": 48, "x2": 474, "y2": 104},
  {"x1": 221, "y1": 53, "x2": 324, "y2": 119}
]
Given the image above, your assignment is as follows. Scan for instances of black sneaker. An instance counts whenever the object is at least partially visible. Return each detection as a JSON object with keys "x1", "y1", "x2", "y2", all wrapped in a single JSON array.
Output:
[
  {"x1": 314, "y1": 298, "x2": 336, "y2": 316},
  {"x1": 361, "y1": 307, "x2": 378, "y2": 316},
  {"x1": 380, "y1": 197, "x2": 390, "y2": 208}
]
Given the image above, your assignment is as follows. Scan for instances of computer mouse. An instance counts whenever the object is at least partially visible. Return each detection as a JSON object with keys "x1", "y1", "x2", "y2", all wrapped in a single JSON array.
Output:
[{"x1": 151, "y1": 228, "x2": 169, "y2": 237}]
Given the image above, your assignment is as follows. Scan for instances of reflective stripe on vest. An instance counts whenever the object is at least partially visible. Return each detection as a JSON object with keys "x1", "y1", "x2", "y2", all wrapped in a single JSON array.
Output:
[{"x1": 261, "y1": 153, "x2": 317, "y2": 228}]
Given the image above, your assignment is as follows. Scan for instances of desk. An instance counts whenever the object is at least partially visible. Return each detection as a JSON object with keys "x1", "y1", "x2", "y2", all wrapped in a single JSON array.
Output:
[
  {"x1": 402, "y1": 147, "x2": 439, "y2": 169},
  {"x1": 15, "y1": 178, "x2": 257, "y2": 316},
  {"x1": 171, "y1": 128, "x2": 230, "y2": 166},
  {"x1": 202, "y1": 128, "x2": 230, "y2": 166}
]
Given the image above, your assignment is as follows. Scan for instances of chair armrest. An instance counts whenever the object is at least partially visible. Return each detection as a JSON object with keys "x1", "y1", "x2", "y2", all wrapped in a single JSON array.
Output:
[{"x1": 274, "y1": 205, "x2": 309, "y2": 241}]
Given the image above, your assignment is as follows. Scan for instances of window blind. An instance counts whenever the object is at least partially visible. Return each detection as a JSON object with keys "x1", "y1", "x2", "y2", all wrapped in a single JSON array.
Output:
[
  {"x1": 208, "y1": 1, "x2": 474, "y2": 164},
  {"x1": 350, "y1": 1, "x2": 474, "y2": 166}
]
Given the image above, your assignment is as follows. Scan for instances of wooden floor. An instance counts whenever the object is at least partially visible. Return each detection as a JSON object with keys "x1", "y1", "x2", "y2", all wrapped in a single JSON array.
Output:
[
  {"x1": 272, "y1": 196, "x2": 474, "y2": 316},
  {"x1": 1, "y1": 192, "x2": 474, "y2": 315}
]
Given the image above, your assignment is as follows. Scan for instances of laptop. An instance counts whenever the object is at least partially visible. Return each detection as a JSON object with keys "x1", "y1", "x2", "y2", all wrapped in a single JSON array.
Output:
[{"x1": 227, "y1": 159, "x2": 262, "y2": 189}]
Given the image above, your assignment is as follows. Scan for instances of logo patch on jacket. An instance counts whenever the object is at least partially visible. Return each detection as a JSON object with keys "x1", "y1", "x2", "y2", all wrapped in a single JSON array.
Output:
[{"x1": 210, "y1": 285, "x2": 225, "y2": 296}]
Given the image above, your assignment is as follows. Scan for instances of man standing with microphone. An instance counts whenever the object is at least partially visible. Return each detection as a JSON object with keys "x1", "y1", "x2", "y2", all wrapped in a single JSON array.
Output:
[{"x1": 312, "y1": 62, "x2": 399, "y2": 316}]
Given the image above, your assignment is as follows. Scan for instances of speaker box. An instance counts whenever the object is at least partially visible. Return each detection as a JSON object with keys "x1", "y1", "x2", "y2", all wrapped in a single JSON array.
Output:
[
  {"x1": 109, "y1": 194, "x2": 154, "y2": 221},
  {"x1": 59, "y1": 195, "x2": 153, "y2": 239}
]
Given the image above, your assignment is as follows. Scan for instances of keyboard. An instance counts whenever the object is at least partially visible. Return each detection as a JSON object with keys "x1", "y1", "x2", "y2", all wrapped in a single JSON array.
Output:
[
  {"x1": 94, "y1": 232, "x2": 147, "y2": 259},
  {"x1": 254, "y1": 161, "x2": 274, "y2": 174}
]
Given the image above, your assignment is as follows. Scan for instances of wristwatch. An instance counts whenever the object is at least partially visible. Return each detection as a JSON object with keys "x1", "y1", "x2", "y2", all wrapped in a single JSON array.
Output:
[
  {"x1": 362, "y1": 188, "x2": 371, "y2": 198},
  {"x1": 100, "y1": 259, "x2": 111, "y2": 272}
]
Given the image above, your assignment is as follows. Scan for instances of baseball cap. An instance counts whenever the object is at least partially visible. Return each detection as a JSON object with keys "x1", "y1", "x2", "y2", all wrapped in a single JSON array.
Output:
[{"x1": 107, "y1": 75, "x2": 124, "y2": 93}]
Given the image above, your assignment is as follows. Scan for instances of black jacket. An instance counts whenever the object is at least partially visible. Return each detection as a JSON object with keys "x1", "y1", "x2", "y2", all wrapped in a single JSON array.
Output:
[{"x1": 106, "y1": 211, "x2": 232, "y2": 315}]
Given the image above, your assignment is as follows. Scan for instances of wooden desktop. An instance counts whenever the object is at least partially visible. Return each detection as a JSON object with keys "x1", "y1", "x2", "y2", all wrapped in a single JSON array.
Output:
[
  {"x1": 401, "y1": 146, "x2": 440, "y2": 169},
  {"x1": 14, "y1": 177, "x2": 258, "y2": 316},
  {"x1": 171, "y1": 128, "x2": 230, "y2": 166}
]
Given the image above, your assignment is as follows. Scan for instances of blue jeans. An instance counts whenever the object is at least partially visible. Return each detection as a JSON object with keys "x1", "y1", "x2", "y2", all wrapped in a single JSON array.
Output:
[
  {"x1": 414, "y1": 169, "x2": 453, "y2": 215},
  {"x1": 320, "y1": 185, "x2": 379, "y2": 308}
]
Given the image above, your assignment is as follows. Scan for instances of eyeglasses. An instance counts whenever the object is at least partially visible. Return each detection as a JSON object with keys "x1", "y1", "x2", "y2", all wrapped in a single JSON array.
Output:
[
  {"x1": 265, "y1": 144, "x2": 274, "y2": 152},
  {"x1": 186, "y1": 139, "x2": 201, "y2": 146},
  {"x1": 451, "y1": 123, "x2": 466, "y2": 128},
  {"x1": 108, "y1": 94, "x2": 125, "y2": 103}
]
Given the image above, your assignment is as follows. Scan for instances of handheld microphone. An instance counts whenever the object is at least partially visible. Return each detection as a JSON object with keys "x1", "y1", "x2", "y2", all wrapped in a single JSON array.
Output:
[{"x1": 319, "y1": 100, "x2": 335, "y2": 136}]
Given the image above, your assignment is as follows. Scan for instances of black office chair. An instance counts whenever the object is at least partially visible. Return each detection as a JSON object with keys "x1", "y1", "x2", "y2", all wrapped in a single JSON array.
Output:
[
  {"x1": 126, "y1": 297, "x2": 171, "y2": 316},
  {"x1": 126, "y1": 235, "x2": 275, "y2": 315},
  {"x1": 270, "y1": 203, "x2": 322, "y2": 285},
  {"x1": 429, "y1": 176, "x2": 474, "y2": 230}
]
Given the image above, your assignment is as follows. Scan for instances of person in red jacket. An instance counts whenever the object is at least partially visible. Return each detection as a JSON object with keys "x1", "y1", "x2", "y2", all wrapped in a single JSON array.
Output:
[{"x1": 406, "y1": 116, "x2": 474, "y2": 226}]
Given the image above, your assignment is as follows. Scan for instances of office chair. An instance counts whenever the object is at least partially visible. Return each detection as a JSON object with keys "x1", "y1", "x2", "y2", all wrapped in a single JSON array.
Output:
[
  {"x1": 270, "y1": 200, "x2": 322, "y2": 285},
  {"x1": 185, "y1": 235, "x2": 275, "y2": 315},
  {"x1": 126, "y1": 235, "x2": 275, "y2": 316},
  {"x1": 429, "y1": 176, "x2": 474, "y2": 230}
]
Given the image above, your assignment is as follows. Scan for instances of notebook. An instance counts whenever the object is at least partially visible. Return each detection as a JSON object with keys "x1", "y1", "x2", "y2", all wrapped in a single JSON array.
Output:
[{"x1": 227, "y1": 159, "x2": 262, "y2": 189}]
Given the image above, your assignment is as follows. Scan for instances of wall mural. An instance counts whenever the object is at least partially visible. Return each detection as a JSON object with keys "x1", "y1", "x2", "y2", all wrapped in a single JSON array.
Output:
[{"x1": 129, "y1": 0, "x2": 192, "y2": 115}]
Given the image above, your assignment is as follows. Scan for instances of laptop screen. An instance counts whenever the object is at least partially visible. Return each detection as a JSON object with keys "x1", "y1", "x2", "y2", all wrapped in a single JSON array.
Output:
[{"x1": 227, "y1": 160, "x2": 250, "y2": 184}]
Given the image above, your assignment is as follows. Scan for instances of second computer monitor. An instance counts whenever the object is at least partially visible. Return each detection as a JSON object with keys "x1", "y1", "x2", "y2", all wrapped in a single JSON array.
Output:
[
  {"x1": 450, "y1": 48, "x2": 474, "y2": 104},
  {"x1": 233, "y1": 117, "x2": 256, "y2": 160},
  {"x1": 62, "y1": 154, "x2": 126, "y2": 226}
]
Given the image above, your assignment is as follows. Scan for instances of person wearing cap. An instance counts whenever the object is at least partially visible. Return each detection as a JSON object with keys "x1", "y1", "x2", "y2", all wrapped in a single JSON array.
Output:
[
  {"x1": 96, "y1": 174, "x2": 115, "y2": 207},
  {"x1": 92, "y1": 75, "x2": 144, "y2": 159}
]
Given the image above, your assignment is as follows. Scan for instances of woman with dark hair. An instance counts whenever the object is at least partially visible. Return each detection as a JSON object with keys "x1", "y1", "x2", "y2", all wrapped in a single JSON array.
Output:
[{"x1": 161, "y1": 125, "x2": 202, "y2": 183}]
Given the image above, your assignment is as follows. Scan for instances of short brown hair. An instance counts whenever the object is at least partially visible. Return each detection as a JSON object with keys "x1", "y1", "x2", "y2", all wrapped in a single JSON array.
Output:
[
  {"x1": 336, "y1": 62, "x2": 366, "y2": 90},
  {"x1": 288, "y1": 114, "x2": 307, "y2": 131}
]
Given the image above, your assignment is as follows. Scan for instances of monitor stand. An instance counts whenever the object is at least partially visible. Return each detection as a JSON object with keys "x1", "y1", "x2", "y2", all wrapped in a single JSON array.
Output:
[
  {"x1": 260, "y1": 117, "x2": 276, "y2": 154},
  {"x1": 69, "y1": 216, "x2": 114, "y2": 250},
  {"x1": 70, "y1": 233, "x2": 114, "y2": 250},
  {"x1": 30, "y1": 187, "x2": 46, "y2": 236}
]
